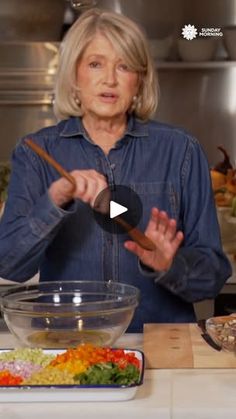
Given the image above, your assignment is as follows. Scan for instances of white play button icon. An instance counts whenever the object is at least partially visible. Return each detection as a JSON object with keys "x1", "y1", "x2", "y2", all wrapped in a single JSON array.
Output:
[
  {"x1": 109, "y1": 200, "x2": 128, "y2": 219},
  {"x1": 93, "y1": 185, "x2": 143, "y2": 234}
]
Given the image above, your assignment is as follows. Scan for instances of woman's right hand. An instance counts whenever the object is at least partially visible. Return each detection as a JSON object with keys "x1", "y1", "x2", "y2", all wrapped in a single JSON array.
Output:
[{"x1": 48, "y1": 169, "x2": 108, "y2": 209}]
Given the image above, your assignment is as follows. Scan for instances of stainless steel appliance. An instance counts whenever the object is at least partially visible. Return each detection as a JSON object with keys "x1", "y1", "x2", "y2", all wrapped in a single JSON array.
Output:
[
  {"x1": 0, "y1": 0, "x2": 66, "y2": 41},
  {"x1": 0, "y1": 42, "x2": 58, "y2": 161},
  {"x1": 156, "y1": 65, "x2": 236, "y2": 166}
]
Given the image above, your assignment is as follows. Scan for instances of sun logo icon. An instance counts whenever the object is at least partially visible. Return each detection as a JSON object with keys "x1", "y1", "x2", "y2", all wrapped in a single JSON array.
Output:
[{"x1": 182, "y1": 24, "x2": 198, "y2": 40}]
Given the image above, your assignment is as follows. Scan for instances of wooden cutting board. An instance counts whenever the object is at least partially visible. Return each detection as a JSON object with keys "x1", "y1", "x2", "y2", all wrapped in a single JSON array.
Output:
[{"x1": 143, "y1": 323, "x2": 236, "y2": 369}]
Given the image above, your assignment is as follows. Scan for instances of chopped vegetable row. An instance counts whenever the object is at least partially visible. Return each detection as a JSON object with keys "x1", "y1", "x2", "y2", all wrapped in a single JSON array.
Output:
[{"x1": 0, "y1": 344, "x2": 141, "y2": 386}]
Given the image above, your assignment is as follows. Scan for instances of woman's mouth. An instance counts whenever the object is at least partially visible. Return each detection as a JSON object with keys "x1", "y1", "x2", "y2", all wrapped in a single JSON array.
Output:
[{"x1": 99, "y1": 93, "x2": 118, "y2": 103}]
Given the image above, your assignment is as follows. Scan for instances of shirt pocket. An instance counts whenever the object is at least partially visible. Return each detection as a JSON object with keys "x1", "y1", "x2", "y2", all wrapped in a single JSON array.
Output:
[{"x1": 129, "y1": 182, "x2": 179, "y2": 229}]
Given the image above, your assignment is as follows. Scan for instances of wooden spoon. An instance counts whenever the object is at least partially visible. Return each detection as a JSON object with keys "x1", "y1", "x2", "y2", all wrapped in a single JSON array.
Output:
[{"x1": 25, "y1": 138, "x2": 156, "y2": 251}]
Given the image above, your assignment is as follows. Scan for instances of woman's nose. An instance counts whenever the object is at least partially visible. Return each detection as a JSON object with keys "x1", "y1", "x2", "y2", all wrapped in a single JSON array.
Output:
[{"x1": 104, "y1": 65, "x2": 117, "y2": 85}]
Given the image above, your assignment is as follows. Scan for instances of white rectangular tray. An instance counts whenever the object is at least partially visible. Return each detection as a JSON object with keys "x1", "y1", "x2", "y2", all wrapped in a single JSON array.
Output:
[{"x1": 0, "y1": 348, "x2": 144, "y2": 403}]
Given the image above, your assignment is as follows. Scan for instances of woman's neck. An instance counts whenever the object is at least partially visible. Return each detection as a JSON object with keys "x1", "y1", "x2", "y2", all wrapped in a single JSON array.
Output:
[{"x1": 82, "y1": 114, "x2": 127, "y2": 154}]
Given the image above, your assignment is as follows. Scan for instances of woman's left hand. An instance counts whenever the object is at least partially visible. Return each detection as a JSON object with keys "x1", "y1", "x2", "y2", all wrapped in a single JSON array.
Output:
[{"x1": 124, "y1": 207, "x2": 184, "y2": 272}]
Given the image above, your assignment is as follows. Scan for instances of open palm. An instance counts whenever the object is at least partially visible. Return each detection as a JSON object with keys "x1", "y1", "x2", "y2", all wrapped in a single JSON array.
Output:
[{"x1": 124, "y1": 207, "x2": 184, "y2": 272}]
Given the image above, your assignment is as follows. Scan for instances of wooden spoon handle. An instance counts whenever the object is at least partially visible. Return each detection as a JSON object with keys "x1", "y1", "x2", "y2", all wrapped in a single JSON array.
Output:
[
  {"x1": 115, "y1": 216, "x2": 156, "y2": 251},
  {"x1": 25, "y1": 138, "x2": 156, "y2": 251},
  {"x1": 25, "y1": 138, "x2": 76, "y2": 188}
]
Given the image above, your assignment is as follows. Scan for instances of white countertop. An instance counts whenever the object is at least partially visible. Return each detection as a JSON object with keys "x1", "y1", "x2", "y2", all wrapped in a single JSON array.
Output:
[{"x1": 0, "y1": 332, "x2": 235, "y2": 418}]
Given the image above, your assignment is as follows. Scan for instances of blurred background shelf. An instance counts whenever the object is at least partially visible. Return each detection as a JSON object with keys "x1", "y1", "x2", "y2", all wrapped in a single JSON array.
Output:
[{"x1": 156, "y1": 61, "x2": 236, "y2": 69}]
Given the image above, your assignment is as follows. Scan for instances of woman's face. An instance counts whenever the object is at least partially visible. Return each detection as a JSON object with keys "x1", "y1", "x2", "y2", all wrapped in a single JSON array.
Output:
[{"x1": 76, "y1": 33, "x2": 140, "y2": 120}]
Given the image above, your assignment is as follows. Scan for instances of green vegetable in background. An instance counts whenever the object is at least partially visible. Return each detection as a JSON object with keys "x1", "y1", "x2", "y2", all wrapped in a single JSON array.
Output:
[{"x1": 0, "y1": 162, "x2": 11, "y2": 204}]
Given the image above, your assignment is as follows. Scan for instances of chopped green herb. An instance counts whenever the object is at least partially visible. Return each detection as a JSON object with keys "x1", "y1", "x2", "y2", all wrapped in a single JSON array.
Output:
[{"x1": 75, "y1": 362, "x2": 140, "y2": 386}]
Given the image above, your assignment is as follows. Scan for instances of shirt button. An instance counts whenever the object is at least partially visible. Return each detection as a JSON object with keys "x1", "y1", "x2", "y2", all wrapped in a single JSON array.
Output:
[{"x1": 110, "y1": 163, "x2": 116, "y2": 170}]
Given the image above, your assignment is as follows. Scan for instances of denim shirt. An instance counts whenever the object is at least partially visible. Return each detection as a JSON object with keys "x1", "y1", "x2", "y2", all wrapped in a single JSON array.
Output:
[{"x1": 0, "y1": 115, "x2": 231, "y2": 331}]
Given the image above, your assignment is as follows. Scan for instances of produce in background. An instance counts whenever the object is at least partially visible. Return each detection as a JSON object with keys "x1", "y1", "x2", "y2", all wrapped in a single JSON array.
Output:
[
  {"x1": 210, "y1": 146, "x2": 236, "y2": 215},
  {"x1": 0, "y1": 161, "x2": 11, "y2": 215}
]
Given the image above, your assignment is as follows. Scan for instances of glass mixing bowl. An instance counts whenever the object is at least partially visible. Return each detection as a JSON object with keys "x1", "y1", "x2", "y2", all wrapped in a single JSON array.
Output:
[{"x1": 0, "y1": 281, "x2": 140, "y2": 348}]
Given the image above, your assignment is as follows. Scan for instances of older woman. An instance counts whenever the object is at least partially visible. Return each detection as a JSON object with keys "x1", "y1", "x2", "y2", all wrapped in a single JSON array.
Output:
[{"x1": 0, "y1": 9, "x2": 231, "y2": 331}]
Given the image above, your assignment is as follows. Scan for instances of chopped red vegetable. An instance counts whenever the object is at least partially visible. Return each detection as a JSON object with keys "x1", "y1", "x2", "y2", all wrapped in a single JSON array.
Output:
[
  {"x1": 50, "y1": 344, "x2": 140, "y2": 371},
  {"x1": 0, "y1": 370, "x2": 23, "y2": 386}
]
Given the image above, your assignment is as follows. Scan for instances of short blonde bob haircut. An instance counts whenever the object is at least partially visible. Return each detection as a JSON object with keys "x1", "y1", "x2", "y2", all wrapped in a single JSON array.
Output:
[{"x1": 54, "y1": 8, "x2": 158, "y2": 121}]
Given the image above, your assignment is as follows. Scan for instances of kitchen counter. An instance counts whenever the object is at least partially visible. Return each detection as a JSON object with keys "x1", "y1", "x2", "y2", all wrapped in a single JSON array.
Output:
[{"x1": 0, "y1": 331, "x2": 235, "y2": 418}]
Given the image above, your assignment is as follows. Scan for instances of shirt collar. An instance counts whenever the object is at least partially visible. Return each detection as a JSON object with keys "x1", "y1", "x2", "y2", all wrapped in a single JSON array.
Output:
[
  {"x1": 59, "y1": 114, "x2": 148, "y2": 139},
  {"x1": 59, "y1": 117, "x2": 86, "y2": 138}
]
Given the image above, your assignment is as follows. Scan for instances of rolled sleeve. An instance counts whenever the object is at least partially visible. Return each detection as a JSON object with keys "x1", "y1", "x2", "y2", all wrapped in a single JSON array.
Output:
[
  {"x1": 138, "y1": 255, "x2": 188, "y2": 294},
  {"x1": 30, "y1": 192, "x2": 78, "y2": 238}
]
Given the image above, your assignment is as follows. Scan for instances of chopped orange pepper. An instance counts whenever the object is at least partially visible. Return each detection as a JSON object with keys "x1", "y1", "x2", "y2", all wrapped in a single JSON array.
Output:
[{"x1": 49, "y1": 344, "x2": 140, "y2": 371}]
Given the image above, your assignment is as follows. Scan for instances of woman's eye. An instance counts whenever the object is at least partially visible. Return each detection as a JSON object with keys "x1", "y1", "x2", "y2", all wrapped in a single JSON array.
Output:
[
  {"x1": 118, "y1": 63, "x2": 129, "y2": 71},
  {"x1": 89, "y1": 61, "x2": 101, "y2": 68}
]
